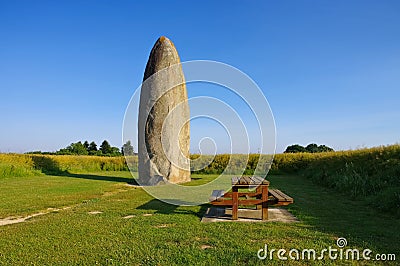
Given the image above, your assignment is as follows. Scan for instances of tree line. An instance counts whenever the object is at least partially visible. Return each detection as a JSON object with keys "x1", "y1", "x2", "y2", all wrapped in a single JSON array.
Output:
[
  {"x1": 27, "y1": 141, "x2": 333, "y2": 156},
  {"x1": 27, "y1": 140, "x2": 136, "y2": 157},
  {"x1": 284, "y1": 143, "x2": 334, "y2": 153}
]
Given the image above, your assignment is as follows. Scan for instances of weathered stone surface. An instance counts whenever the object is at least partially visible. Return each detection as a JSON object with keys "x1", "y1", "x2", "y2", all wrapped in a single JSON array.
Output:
[{"x1": 138, "y1": 36, "x2": 190, "y2": 185}]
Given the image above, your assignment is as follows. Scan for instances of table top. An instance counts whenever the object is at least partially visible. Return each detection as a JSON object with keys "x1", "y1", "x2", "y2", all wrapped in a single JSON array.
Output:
[{"x1": 231, "y1": 176, "x2": 269, "y2": 186}]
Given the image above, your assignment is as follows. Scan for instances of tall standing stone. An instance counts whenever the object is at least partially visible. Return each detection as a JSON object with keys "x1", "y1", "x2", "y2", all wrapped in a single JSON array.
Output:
[{"x1": 138, "y1": 36, "x2": 190, "y2": 185}]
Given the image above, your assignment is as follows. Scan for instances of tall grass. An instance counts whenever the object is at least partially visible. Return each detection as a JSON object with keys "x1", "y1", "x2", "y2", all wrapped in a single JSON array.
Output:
[
  {"x1": 0, "y1": 154, "x2": 41, "y2": 178},
  {"x1": 273, "y1": 145, "x2": 400, "y2": 215},
  {"x1": 190, "y1": 144, "x2": 400, "y2": 215},
  {"x1": 0, "y1": 154, "x2": 136, "y2": 177},
  {"x1": 273, "y1": 145, "x2": 400, "y2": 192},
  {"x1": 33, "y1": 154, "x2": 135, "y2": 173},
  {"x1": 190, "y1": 154, "x2": 273, "y2": 175}
]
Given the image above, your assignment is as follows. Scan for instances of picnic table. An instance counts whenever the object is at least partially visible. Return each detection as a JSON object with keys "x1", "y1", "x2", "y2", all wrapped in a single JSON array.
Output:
[{"x1": 209, "y1": 176, "x2": 293, "y2": 220}]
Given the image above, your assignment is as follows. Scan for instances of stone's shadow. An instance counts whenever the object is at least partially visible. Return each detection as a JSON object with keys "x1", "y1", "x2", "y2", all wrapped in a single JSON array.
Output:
[
  {"x1": 31, "y1": 155, "x2": 137, "y2": 185},
  {"x1": 31, "y1": 155, "x2": 64, "y2": 175},
  {"x1": 30, "y1": 155, "x2": 206, "y2": 218},
  {"x1": 137, "y1": 199, "x2": 209, "y2": 218},
  {"x1": 64, "y1": 172, "x2": 138, "y2": 185}
]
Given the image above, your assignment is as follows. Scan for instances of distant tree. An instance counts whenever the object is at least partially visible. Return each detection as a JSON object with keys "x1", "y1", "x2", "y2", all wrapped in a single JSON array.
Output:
[
  {"x1": 88, "y1": 141, "x2": 98, "y2": 154},
  {"x1": 83, "y1": 141, "x2": 90, "y2": 151},
  {"x1": 317, "y1": 144, "x2": 334, "y2": 152},
  {"x1": 284, "y1": 143, "x2": 334, "y2": 153},
  {"x1": 26, "y1": 151, "x2": 43, "y2": 154},
  {"x1": 56, "y1": 148, "x2": 72, "y2": 155},
  {"x1": 52, "y1": 139, "x2": 130, "y2": 156},
  {"x1": 64, "y1": 141, "x2": 88, "y2": 155},
  {"x1": 122, "y1": 140, "x2": 134, "y2": 156},
  {"x1": 305, "y1": 143, "x2": 319, "y2": 153},
  {"x1": 100, "y1": 140, "x2": 112, "y2": 155},
  {"x1": 110, "y1": 147, "x2": 122, "y2": 156},
  {"x1": 284, "y1": 144, "x2": 306, "y2": 153}
]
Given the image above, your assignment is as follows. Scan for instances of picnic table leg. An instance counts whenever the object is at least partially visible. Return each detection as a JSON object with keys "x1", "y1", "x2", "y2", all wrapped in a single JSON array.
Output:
[
  {"x1": 232, "y1": 186, "x2": 238, "y2": 220},
  {"x1": 262, "y1": 186, "x2": 268, "y2": 220},
  {"x1": 256, "y1": 186, "x2": 262, "y2": 210}
]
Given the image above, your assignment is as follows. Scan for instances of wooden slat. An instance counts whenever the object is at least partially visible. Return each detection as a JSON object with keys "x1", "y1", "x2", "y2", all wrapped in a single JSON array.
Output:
[
  {"x1": 209, "y1": 190, "x2": 225, "y2": 202},
  {"x1": 231, "y1": 177, "x2": 239, "y2": 185},
  {"x1": 269, "y1": 189, "x2": 285, "y2": 201},
  {"x1": 272, "y1": 201, "x2": 293, "y2": 206},
  {"x1": 276, "y1": 189, "x2": 292, "y2": 201},
  {"x1": 269, "y1": 189, "x2": 293, "y2": 203},
  {"x1": 211, "y1": 199, "x2": 264, "y2": 206},
  {"x1": 210, "y1": 200, "x2": 233, "y2": 206},
  {"x1": 224, "y1": 191, "x2": 261, "y2": 198},
  {"x1": 252, "y1": 176, "x2": 269, "y2": 185},
  {"x1": 249, "y1": 176, "x2": 255, "y2": 184},
  {"x1": 231, "y1": 176, "x2": 270, "y2": 186},
  {"x1": 256, "y1": 176, "x2": 270, "y2": 185}
]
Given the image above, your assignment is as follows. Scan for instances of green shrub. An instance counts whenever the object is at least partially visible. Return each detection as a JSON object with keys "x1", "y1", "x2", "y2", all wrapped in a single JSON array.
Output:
[{"x1": 368, "y1": 186, "x2": 400, "y2": 216}]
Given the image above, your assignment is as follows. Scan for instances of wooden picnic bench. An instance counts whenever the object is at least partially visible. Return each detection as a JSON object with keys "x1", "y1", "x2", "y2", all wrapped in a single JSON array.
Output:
[{"x1": 209, "y1": 176, "x2": 293, "y2": 220}]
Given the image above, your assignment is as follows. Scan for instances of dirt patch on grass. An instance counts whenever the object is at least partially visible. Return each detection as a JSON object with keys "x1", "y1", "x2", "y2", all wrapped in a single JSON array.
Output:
[
  {"x1": 0, "y1": 206, "x2": 72, "y2": 226},
  {"x1": 88, "y1": 211, "x2": 103, "y2": 215},
  {"x1": 153, "y1": 223, "x2": 175, "y2": 228},
  {"x1": 1, "y1": 186, "x2": 131, "y2": 226}
]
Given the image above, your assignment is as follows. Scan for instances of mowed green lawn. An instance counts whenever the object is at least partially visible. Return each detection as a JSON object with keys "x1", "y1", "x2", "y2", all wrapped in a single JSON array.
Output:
[{"x1": 0, "y1": 172, "x2": 398, "y2": 265}]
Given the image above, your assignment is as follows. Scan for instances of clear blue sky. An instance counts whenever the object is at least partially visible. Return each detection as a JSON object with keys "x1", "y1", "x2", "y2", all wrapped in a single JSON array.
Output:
[{"x1": 1, "y1": 0, "x2": 399, "y2": 153}]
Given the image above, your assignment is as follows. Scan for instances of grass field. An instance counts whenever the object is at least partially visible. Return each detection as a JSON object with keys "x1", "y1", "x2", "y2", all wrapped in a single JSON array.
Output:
[
  {"x1": 0, "y1": 171, "x2": 398, "y2": 265},
  {"x1": 1, "y1": 145, "x2": 399, "y2": 217}
]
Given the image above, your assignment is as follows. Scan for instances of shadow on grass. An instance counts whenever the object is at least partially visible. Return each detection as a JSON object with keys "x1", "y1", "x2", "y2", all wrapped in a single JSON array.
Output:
[
  {"x1": 268, "y1": 174, "x2": 400, "y2": 255},
  {"x1": 137, "y1": 199, "x2": 209, "y2": 218},
  {"x1": 30, "y1": 155, "x2": 211, "y2": 219},
  {"x1": 31, "y1": 155, "x2": 65, "y2": 176},
  {"x1": 63, "y1": 172, "x2": 138, "y2": 185},
  {"x1": 31, "y1": 155, "x2": 137, "y2": 185}
]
